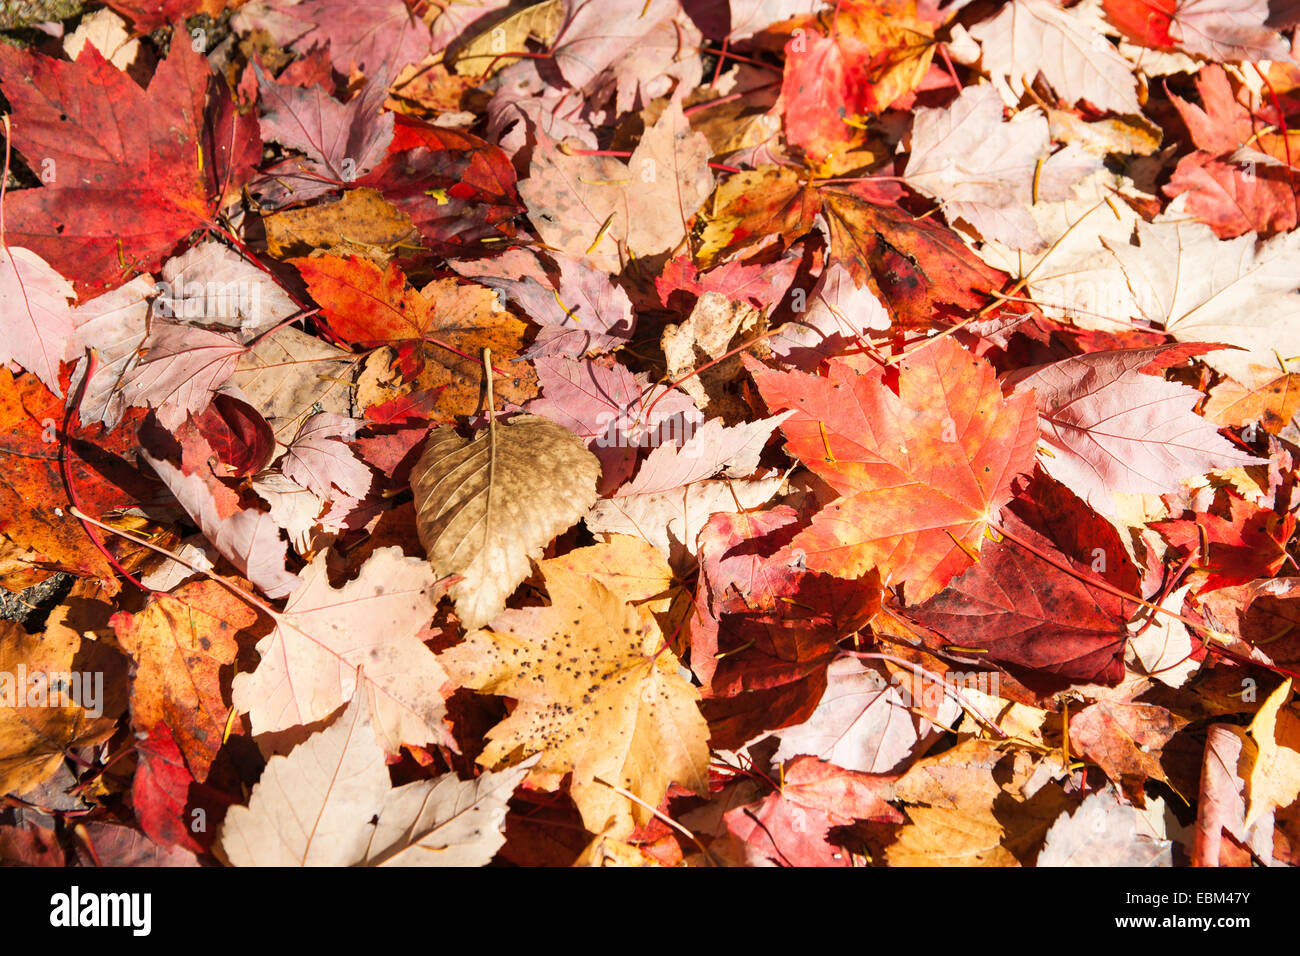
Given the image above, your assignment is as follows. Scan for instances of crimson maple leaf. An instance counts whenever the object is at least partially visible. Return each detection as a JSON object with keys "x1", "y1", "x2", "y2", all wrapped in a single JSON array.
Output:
[{"x1": 0, "y1": 39, "x2": 259, "y2": 295}]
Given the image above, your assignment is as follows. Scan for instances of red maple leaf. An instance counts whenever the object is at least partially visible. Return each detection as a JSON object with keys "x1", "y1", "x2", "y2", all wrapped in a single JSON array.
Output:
[{"x1": 0, "y1": 39, "x2": 259, "y2": 295}]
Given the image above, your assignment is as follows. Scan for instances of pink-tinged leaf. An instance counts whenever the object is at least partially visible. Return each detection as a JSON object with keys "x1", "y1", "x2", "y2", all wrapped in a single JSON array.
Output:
[
  {"x1": 486, "y1": 60, "x2": 598, "y2": 161},
  {"x1": 768, "y1": 263, "x2": 891, "y2": 369},
  {"x1": 0, "y1": 822, "x2": 64, "y2": 866},
  {"x1": 271, "y1": 48, "x2": 335, "y2": 89},
  {"x1": 120, "y1": 323, "x2": 245, "y2": 429},
  {"x1": 452, "y1": 248, "x2": 634, "y2": 359},
  {"x1": 722, "y1": 756, "x2": 901, "y2": 866},
  {"x1": 424, "y1": 0, "x2": 516, "y2": 49},
  {"x1": 74, "y1": 822, "x2": 200, "y2": 867},
  {"x1": 1006, "y1": 346, "x2": 1266, "y2": 510},
  {"x1": 484, "y1": 254, "x2": 635, "y2": 360},
  {"x1": 237, "y1": 0, "x2": 507, "y2": 70},
  {"x1": 602, "y1": 18, "x2": 704, "y2": 117},
  {"x1": 656, "y1": 248, "x2": 802, "y2": 312},
  {"x1": 317, "y1": 489, "x2": 380, "y2": 532},
  {"x1": 140, "y1": 427, "x2": 301, "y2": 599},
  {"x1": 448, "y1": 247, "x2": 551, "y2": 286},
  {"x1": 156, "y1": 241, "x2": 301, "y2": 338},
  {"x1": 771, "y1": 657, "x2": 953, "y2": 773},
  {"x1": 68, "y1": 275, "x2": 153, "y2": 429},
  {"x1": 0, "y1": 246, "x2": 75, "y2": 396},
  {"x1": 352, "y1": 423, "x2": 429, "y2": 482},
  {"x1": 526, "y1": 356, "x2": 703, "y2": 495},
  {"x1": 532, "y1": 270, "x2": 630, "y2": 353},
  {"x1": 255, "y1": 69, "x2": 394, "y2": 207},
  {"x1": 903, "y1": 84, "x2": 1058, "y2": 252},
  {"x1": 1167, "y1": 0, "x2": 1290, "y2": 60},
  {"x1": 289, "y1": 0, "x2": 436, "y2": 79},
  {"x1": 279, "y1": 412, "x2": 374, "y2": 501},
  {"x1": 1195, "y1": 723, "x2": 1276, "y2": 865},
  {"x1": 551, "y1": 0, "x2": 700, "y2": 109},
  {"x1": 231, "y1": 547, "x2": 452, "y2": 754},
  {"x1": 1165, "y1": 152, "x2": 1297, "y2": 238},
  {"x1": 615, "y1": 414, "x2": 791, "y2": 496}
]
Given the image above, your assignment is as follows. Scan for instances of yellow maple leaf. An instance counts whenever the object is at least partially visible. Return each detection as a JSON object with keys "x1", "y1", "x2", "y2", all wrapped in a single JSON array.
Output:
[
  {"x1": 540, "y1": 535, "x2": 692, "y2": 648},
  {"x1": 440, "y1": 562, "x2": 710, "y2": 839},
  {"x1": 0, "y1": 614, "x2": 118, "y2": 796},
  {"x1": 1245, "y1": 679, "x2": 1300, "y2": 826}
]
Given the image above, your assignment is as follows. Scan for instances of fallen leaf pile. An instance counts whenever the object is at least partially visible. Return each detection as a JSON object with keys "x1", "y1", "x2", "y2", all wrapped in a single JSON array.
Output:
[{"x1": 5, "y1": 0, "x2": 1300, "y2": 868}]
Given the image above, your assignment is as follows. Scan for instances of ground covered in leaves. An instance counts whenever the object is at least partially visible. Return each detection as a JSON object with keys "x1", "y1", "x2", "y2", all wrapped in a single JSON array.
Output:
[{"x1": 3, "y1": 0, "x2": 1300, "y2": 867}]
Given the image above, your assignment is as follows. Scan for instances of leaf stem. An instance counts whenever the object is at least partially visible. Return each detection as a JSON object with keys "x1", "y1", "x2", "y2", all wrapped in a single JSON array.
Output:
[
  {"x1": 66, "y1": 506, "x2": 279, "y2": 619},
  {"x1": 592, "y1": 776, "x2": 717, "y2": 865}
]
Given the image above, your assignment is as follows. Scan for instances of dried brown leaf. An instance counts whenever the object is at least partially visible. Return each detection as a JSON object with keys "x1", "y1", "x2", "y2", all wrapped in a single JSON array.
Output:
[{"x1": 410, "y1": 414, "x2": 600, "y2": 629}]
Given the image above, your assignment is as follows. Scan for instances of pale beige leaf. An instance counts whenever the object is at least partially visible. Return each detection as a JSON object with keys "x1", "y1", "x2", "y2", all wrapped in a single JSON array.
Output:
[
  {"x1": 69, "y1": 275, "x2": 154, "y2": 429},
  {"x1": 1103, "y1": 207, "x2": 1300, "y2": 382},
  {"x1": 228, "y1": 325, "x2": 356, "y2": 452},
  {"x1": 970, "y1": 0, "x2": 1141, "y2": 115},
  {"x1": 221, "y1": 682, "x2": 391, "y2": 866},
  {"x1": 586, "y1": 473, "x2": 785, "y2": 566},
  {"x1": 63, "y1": 8, "x2": 138, "y2": 70},
  {"x1": 661, "y1": 291, "x2": 764, "y2": 420},
  {"x1": 975, "y1": 169, "x2": 1144, "y2": 328},
  {"x1": 365, "y1": 762, "x2": 532, "y2": 866},
  {"x1": 250, "y1": 472, "x2": 325, "y2": 555},
  {"x1": 1129, "y1": 584, "x2": 1200, "y2": 688},
  {"x1": 221, "y1": 682, "x2": 528, "y2": 866},
  {"x1": 410, "y1": 413, "x2": 600, "y2": 629},
  {"x1": 519, "y1": 103, "x2": 713, "y2": 272},
  {"x1": 1038, "y1": 786, "x2": 1172, "y2": 866}
]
